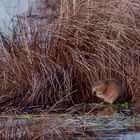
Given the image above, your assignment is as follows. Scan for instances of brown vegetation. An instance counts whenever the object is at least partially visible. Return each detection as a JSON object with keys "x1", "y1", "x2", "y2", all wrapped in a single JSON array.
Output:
[{"x1": 0, "y1": 0, "x2": 140, "y2": 112}]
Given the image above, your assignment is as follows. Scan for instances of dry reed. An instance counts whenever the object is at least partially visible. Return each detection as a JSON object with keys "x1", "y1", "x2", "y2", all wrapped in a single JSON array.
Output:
[{"x1": 0, "y1": 0, "x2": 140, "y2": 112}]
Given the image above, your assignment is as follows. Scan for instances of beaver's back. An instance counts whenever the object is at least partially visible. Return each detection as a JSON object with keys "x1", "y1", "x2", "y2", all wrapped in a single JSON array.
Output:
[{"x1": 93, "y1": 79, "x2": 125, "y2": 104}]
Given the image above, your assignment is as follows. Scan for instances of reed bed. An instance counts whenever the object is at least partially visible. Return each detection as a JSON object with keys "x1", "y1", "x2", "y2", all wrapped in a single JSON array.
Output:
[{"x1": 0, "y1": 0, "x2": 140, "y2": 112}]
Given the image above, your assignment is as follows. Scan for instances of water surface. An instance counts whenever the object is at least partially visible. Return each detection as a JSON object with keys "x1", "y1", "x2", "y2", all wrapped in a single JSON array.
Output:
[{"x1": 0, "y1": 0, "x2": 34, "y2": 32}]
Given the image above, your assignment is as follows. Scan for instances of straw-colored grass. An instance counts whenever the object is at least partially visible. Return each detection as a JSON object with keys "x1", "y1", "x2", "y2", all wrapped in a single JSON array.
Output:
[{"x1": 0, "y1": 0, "x2": 140, "y2": 112}]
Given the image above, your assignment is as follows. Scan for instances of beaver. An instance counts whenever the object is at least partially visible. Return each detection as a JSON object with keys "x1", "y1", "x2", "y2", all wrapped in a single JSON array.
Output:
[{"x1": 92, "y1": 79, "x2": 128, "y2": 104}]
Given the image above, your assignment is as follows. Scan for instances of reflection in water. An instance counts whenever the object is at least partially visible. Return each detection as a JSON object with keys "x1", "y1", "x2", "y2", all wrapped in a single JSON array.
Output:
[
  {"x1": 74, "y1": 128, "x2": 140, "y2": 140},
  {"x1": 60, "y1": 113, "x2": 140, "y2": 140},
  {"x1": 0, "y1": 114, "x2": 140, "y2": 139}
]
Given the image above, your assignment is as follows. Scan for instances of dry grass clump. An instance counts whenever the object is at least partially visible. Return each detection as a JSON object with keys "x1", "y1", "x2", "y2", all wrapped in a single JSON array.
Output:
[{"x1": 0, "y1": 0, "x2": 140, "y2": 112}]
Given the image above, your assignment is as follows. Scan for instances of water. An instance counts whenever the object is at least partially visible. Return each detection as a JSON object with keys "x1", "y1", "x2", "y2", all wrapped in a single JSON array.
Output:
[
  {"x1": 72, "y1": 114, "x2": 140, "y2": 140},
  {"x1": 73, "y1": 128, "x2": 140, "y2": 140},
  {"x1": 0, "y1": 0, "x2": 35, "y2": 32},
  {"x1": 0, "y1": 114, "x2": 140, "y2": 139}
]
